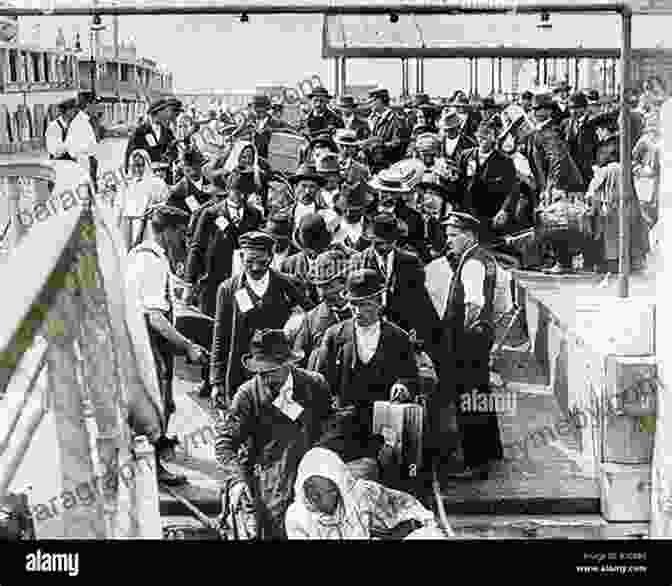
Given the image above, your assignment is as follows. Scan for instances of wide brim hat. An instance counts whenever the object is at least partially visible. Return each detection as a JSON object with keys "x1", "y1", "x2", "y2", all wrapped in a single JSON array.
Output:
[
  {"x1": 552, "y1": 81, "x2": 572, "y2": 93},
  {"x1": 368, "y1": 159, "x2": 424, "y2": 193},
  {"x1": 239, "y1": 230, "x2": 276, "y2": 253},
  {"x1": 308, "y1": 133, "x2": 338, "y2": 152},
  {"x1": 343, "y1": 268, "x2": 386, "y2": 302},
  {"x1": 335, "y1": 95, "x2": 358, "y2": 110},
  {"x1": 307, "y1": 86, "x2": 332, "y2": 100},
  {"x1": 368, "y1": 87, "x2": 390, "y2": 102},
  {"x1": 364, "y1": 212, "x2": 402, "y2": 243},
  {"x1": 241, "y1": 329, "x2": 304, "y2": 373},
  {"x1": 315, "y1": 152, "x2": 341, "y2": 176},
  {"x1": 289, "y1": 164, "x2": 327, "y2": 186}
]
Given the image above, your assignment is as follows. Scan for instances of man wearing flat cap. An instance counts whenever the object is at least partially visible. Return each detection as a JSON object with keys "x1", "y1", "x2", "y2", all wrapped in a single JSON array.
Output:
[
  {"x1": 125, "y1": 97, "x2": 183, "y2": 179},
  {"x1": 45, "y1": 98, "x2": 78, "y2": 161},
  {"x1": 367, "y1": 87, "x2": 405, "y2": 167},
  {"x1": 214, "y1": 328, "x2": 332, "y2": 539},
  {"x1": 312, "y1": 268, "x2": 419, "y2": 471},
  {"x1": 424, "y1": 212, "x2": 503, "y2": 481},
  {"x1": 299, "y1": 86, "x2": 343, "y2": 140},
  {"x1": 125, "y1": 204, "x2": 210, "y2": 486},
  {"x1": 210, "y1": 231, "x2": 312, "y2": 408}
]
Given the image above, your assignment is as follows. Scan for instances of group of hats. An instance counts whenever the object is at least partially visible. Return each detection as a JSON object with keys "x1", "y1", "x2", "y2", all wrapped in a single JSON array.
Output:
[{"x1": 148, "y1": 97, "x2": 184, "y2": 116}]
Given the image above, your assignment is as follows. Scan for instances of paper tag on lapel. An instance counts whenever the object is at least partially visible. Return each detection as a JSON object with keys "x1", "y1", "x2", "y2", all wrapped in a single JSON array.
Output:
[
  {"x1": 272, "y1": 396, "x2": 304, "y2": 421},
  {"x1": 215, "y1": 216, "x2": 230, "y2": 232},
  {"x1": 381, "y1": 426, "x2": 396, "y2": 448},
  {"x1": 146, "y1": 133, "x2": 157, "y2": 147},
  {"x1": 234, "y1": 289, "x2": 254, "y2": 313},
  {"x1": 185, "y1": 196, "x2": 200, "y2": 211}
]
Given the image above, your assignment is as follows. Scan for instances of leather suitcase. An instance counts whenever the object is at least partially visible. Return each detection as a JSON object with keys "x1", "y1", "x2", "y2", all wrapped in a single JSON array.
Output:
[{"x1": 373, "y1": 401, "x2": 424, "y2": 480}]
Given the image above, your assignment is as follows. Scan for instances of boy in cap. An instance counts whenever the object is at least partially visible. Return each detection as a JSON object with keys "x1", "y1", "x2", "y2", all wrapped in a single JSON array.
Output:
[
  {"x1": 125, "y1": 204, "x2": 210, "y2": 486},
  {"x1": 210, "y1": 231, "x2": 312, "y2": 408},
  {"x1": 214, "y1": 329, "x2": 332, "y2": 539},
  {"x1": 424, "y1": 212, "x2": 503, "y2": 481}
]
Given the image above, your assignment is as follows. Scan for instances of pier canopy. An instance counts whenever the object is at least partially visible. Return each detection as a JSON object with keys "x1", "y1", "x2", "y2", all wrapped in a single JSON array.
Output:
[{"x1": 4, "y1": 0, "x2": 672, "y2": 16}]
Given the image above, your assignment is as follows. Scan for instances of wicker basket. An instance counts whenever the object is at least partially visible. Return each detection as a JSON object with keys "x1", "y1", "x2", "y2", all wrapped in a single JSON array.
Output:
[{"x1": 538, "y1": 200, "x2": 592, "y2": 237}]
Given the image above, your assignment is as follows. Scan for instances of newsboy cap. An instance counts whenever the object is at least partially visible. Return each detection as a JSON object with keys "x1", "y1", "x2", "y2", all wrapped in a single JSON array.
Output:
[
  {"x1": 239, "y1": 231, "x2": 275, "y2": 253},
  {"x1": 440, "y1": 211, "x2": 481, "y2": 232}
]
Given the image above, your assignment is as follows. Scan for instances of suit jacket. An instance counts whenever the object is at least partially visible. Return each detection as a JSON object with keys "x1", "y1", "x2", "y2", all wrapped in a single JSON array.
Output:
[
  {"x1": 300, "y1": 109, "x2": 344, "y2": 138},
  {"x1": 165, "y1": 177, "x2": 211, "y2": 216},
  {"x1": 561, "y1": 115, "x2": 600, "y2": 186},
  {"x1": 210, "y1": 270, "x2": 312, "y2": 399},
  {"x1": 252, "y1": 116, "x2": 294, "y2": 160},
  {"x1": 459, "y1": 148, "x2": 519, "y2": 221},
  {"x1": 125, "y1": 121, "x2": 177, "y2": 172},
  {"x1": 349, "y1": 247, "x2": 439, "y2": 355},
  {"x1": 339, "y1": 157, "x2": 371, "y2": 186},
  {"x1": 441, "y1": 133, "x2": 477, "y2": 162},
  {"x1": 313, "y1": 318, "x2": 418, "y2": 403},
  {"x1": 213, "y1": 367, "x2": 332, "y2": 538},
  {"x1": 342, "y1": 115, "x2": 370, "y2": 140},
  {"x1": 279, "y1": 251, "x2": 321, "y2": 308},
  {"x1": 528, "y1": 121, "x2": 585, "y2": 195},
  {"x1": 293, "y1": 301, "x2": 352, "y2": 369},
  {"x1": 368, "y1": 108, "x2": 404, "y2": 164}
]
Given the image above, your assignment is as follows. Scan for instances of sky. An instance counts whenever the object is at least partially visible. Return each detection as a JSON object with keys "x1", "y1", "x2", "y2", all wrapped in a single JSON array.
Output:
[{"x1": 17, "y1": 13, "x2": 672, "y2": 94}]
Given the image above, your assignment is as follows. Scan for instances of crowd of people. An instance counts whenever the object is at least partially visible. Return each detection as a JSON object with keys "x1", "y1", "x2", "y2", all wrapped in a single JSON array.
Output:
[{"x1": 45, "y1": 75, "x2": 665, "y2": 540}]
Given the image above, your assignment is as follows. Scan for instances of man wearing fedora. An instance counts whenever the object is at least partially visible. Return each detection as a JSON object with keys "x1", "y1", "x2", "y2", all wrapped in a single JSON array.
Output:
[
  {"x1": 210, "y1": 232, "x2": 312, "y2": 408},
  {"x1": 214, "y1": 328, "x2": 332, "y2": 539},
  {"x1": 367, "y1": 87, "x2": 405, "y2": 167},
  {"x1": 281, "y1": 212, "x2": 333, "y2": 307},
  {"x1": 299, "y1": 86, "x2": 343, "y2": 139},
  {"x1": 349, "y1": 213, "x2": 439, "y2": 357},
  {"x1": 262, "y1": 211, "x2": 300, "y2": 270},
  {"x1": 445, "y1": 92, "x2": 481, "y2": 139},
  {"x1": 335, "y1": 95, "x2": 369, "y2": 141},
  {"x1": 125, "y1": 204, "x2": 210, "y2": 486},
  {"x1": 331, "y1": 182, "x2": 373, "y2": 253},
  {"x1": 288, "y1": 162, "x2": 328, "y2": 227},
  {"x1": 424, "y1": 212, "x2": 503, "y2": 481},
  {"x1": 125, "y1": 97, "x2": 182, "y2": 178},
  {"x1": 458, "y1": 120, "x2": 520, "y2": 243},
  {"x1": 246, "y1": 94, "x2": 294, "y2": 160},
  {"x1": 313, "y1": 269, "x2": 419, "y2": 469},
  {"x1": 417, "y1": 171, "x2": 460, "y2": 262},
  {"x1": 560, "y1": 92, "x2": 602, "y2": 187},
  {"x1": 293, "y1": 248, "x2": 352, "y2": 369},
  {"x1": 165, "y1": 147, "x2": 210, "y2": 216},
  {"x1": 314, "y1": 151, "x2": 343, "y2": 212},
  {"x1": 438, "y1": 110, "x2": 477, "y2": 162},
  {"x1": 552, "y1": 80, "x2": 572, "y2": 121}
]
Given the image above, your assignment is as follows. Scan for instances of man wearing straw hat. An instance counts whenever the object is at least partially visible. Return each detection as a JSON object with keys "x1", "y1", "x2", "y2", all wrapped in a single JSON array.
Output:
[{"x1": 214, "y1": 328, "x2": 332, "y2": 540}]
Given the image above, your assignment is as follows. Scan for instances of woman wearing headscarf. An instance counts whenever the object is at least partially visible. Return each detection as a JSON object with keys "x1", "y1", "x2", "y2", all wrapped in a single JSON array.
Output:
[
  {"x1": 118, "y1": 148, "x2": 170, "y2": 251},
  {"x1": 221, "y1": 139, "x2": 271, "y2": 212},
  {"x1": 285, "y1": 447, "x2": 450, "y2": 540}
]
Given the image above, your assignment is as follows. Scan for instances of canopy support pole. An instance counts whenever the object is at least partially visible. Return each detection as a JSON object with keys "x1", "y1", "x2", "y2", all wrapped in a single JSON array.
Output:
[{"x1": 617, "y1": 8, "x2": 632, "y2": 299}]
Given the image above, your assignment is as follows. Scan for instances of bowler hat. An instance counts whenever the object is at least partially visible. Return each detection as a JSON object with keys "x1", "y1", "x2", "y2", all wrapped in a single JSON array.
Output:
[
  {"x1": 181, "y1": 148, "x2": 207, "y2": 168},
  {"x1": 295, "y1": 212, "x2": 332, "y2": 251},
  {"x1": 334, "y1": 181, "x2": 374, "y2": 211},
  {"x1": 413, "y1": 93, "x2": 431, "y2": 107},
  {"x1": 308, "y1": 248, "x2": 350, "y2": 286},
  {"x1": 440, "y1": 211, "x2": 481, "y2": 232},
  {"x1": 368, "y1": 87, "x2": 390, "y2": 101},
  {"x1": 343, "y1": 268, "x2": 386, "y2": 302},
  {"x1": 333, "y1": 128, "x2": 365, "y2": 147},
  {"x1": 315, "y1": 152, "x2": 341, "y2": 176},
  {"x1": 568, "y1": 92, "x2": 588, "y2": 109},
  {"x1": 364, "y1": 213, "x2": 402, "y2": 243},
  {"x1": 438, "y1": 111, "x2": 461, "y2": 130},
  {"x1": 289, "y1": 162, "x2": 327, "y2": 186},
  {"x1": 239, "y1": 231, "x2": 275, "y2": 253},
  {"x1": 263, "y1": 211, "x2": 293, "y2": 240},
  {"x1": 368, "y1": 159, "x2": 424, "y2": 193},
  {"x1": 335, "y1": 95, "x2": 358, "y2": 110},
  {"x1": 241, "y1": 329, "x2": 304, "y2": 373},
  {"x1": 307, "y1": 86, "x2": 332, "y2": 100}
]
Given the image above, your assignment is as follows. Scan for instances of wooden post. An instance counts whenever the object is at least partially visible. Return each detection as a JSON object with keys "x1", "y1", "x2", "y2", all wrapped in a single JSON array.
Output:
[
  {"x1": 498, "y1": 57, "x2": 503, "y2": 93},
  {"x1": 618, "y1": 9, "x2": 631, "y2": 299},
  {"x1": 575, "y1": 57, "x2": 580, "y2": 90},
  {"x1": 333, "y1": 57, "x2": 339, "y2": 98},
  {"x1": 416, "y1": 57, "x2": 421, "y2": 94},
  {"x1": 474, "y1": 57, "x2": 479, "y2": 96},
  {"x1": 340, "y1": 57, "x2": 346, "y2": 95},
  {"x1": 491, "y1": 57, "x2": 495, "y2": 94}
]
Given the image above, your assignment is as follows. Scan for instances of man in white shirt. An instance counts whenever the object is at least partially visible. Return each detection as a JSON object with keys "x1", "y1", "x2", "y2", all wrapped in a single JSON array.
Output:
[
  {"x1": 45, "y1": 98, "x2": 78, "y2": 161},
  {"x1": 437, "y1": 110, "x2": 475, "y2": 162},
  {"x1": 289, "y1": 163, "x2": 326, "y2": 227},
  {"x1": 331, "y1": 182, "x2": 372, "y2": 252},
  {"x1": 125, "y1": 204, "x2": 209, "y2": 485},
  {"x1": 65, "y1": 93, "x2": 100, "y2": 190},
  {"x1": 424, "y1": 212, "x2": 503, "y2": 481}
]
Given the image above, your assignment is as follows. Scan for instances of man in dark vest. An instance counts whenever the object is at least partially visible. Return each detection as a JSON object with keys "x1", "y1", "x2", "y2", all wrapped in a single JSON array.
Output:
[
  {"x1": 124, "y1": 97, "x2": 182, "y2": 179},
  {"x1": 313, "y1": 268, "x2": 418, "y2": 469},
  {"x1": 210, "y1": 232, "x2": 312, "y2": 408},
  {"x1": 165, "y1": 148, "x2": 210, "y2": 216},
  {"x1": 424, "y1": 212, "x2": 503, "y2": 481},
  {"x1": 299, "y1": 86, "x2": 343, "y2": 139}
]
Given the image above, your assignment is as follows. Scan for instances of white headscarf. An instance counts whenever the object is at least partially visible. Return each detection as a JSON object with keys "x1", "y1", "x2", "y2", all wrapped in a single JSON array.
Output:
[{"x1": 288, "y1": 448, "x2": 369, "y2": 540}]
